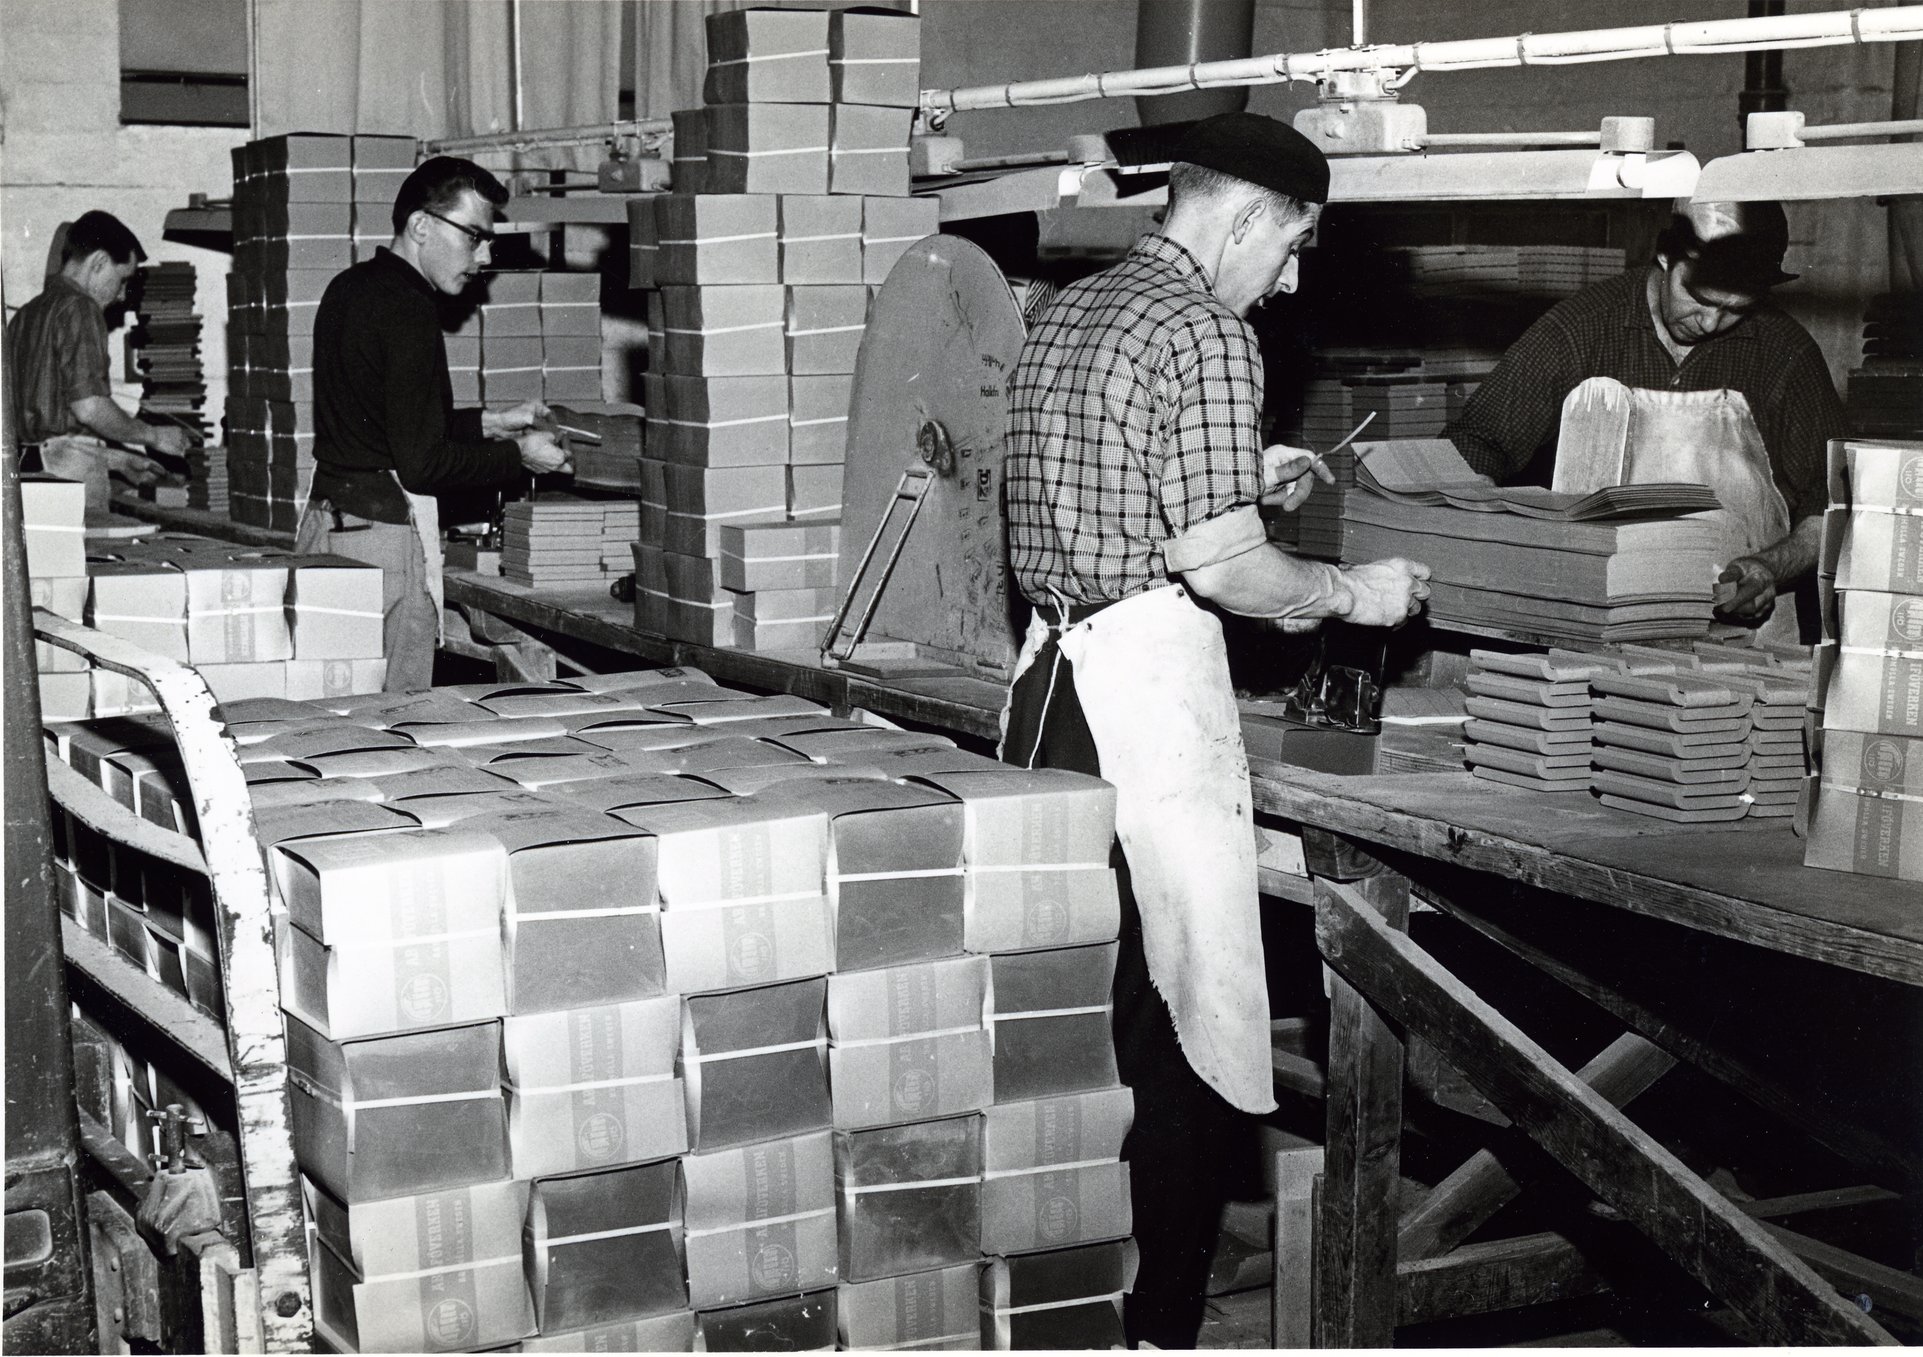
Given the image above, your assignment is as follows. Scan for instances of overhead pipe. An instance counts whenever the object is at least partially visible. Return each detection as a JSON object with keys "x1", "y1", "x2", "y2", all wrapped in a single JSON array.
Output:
[
  {"x1": 921, "y1": 7, "x2": 1923, "y2": 117},
  {"x1": 424, "y1": 119, "x2": 673, "y2": 159},
  {"x1": 1133, "y1": 0, "x2": 1256, "y2": 127}
]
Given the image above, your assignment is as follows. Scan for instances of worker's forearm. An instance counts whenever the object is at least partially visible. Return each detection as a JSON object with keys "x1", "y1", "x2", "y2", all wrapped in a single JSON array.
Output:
[
  {"x1": 71, "y1": 396, "x2": 157, "y2": 449},
  {"x1": 1745, "y1": 515, "x2": 1823, "y2": 585},
  {"x1": 1184, "y1": 544, "x2": 1353, "y2": 621}
]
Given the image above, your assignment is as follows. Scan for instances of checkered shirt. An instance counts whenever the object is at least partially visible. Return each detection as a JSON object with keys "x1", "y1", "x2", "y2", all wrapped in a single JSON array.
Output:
[{"x1": 1005, "y1": 233, "x2": 1265, "y2": 606}]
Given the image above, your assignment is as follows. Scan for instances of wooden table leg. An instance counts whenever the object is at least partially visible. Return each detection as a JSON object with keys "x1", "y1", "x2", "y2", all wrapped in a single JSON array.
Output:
[
  {"x1": 1312, "y1": 853, "x2": 1410, "y2": 1348},
  {"x1": 1273, "y1": 1146, "x2": 1324, "y2": 1347}
]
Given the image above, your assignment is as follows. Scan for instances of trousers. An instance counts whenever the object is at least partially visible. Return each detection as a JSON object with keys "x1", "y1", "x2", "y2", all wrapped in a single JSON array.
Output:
[
  {"x1": 1005, "y1": 640, "x2": 1247, "y2": 1350},
  {"x1": 295, "y1": 503, "x2": 437, "y2": 692}
]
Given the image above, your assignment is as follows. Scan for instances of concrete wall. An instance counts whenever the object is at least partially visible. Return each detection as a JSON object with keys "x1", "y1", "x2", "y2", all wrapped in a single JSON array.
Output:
[{"x1": 2, "y1": 0, "x2": 244, "y2": 424}]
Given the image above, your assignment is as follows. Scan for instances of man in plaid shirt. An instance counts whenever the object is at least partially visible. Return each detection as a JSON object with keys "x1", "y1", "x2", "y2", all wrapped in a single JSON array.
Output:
[{"x1": 1002, "y1": 114, "x2": 1427, "y2": 1349}]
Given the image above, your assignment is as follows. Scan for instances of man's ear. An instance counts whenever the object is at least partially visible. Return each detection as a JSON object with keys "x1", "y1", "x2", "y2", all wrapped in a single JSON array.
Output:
[
  {"x1": 403, "y1": 209, "x2": 430, "y2": 245},
  {"x1": 1230, "y1": 196, "x2": 1264, "y2": 244}
]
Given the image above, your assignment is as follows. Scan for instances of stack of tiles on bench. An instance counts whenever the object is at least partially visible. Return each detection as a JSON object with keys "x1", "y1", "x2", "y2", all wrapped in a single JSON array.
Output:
[
  {"x1": 129, "y1": 261, "x2": 207, "y2": 441},
  {"x1": 502, "y1": 497, "x2": 634, "y2": 587},
  {"x1": 1590, "y1": 670, "x2": 1755, "y2": 823},
  {"x1": 1462, "y1": 649, "x2": 1610, "y2": 792},
  {"x1": 1805, "y1": 437, "x2": 1923, "y2": 880},
  {"x1": 1719, "y1": 668, "x2": 1809, "y2": 818}
]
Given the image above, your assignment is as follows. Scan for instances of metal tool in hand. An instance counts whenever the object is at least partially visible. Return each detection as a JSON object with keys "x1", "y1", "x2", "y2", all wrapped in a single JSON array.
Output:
[{"x1": 1260, "y1": 411, "x2": 1377, "y2": 508}]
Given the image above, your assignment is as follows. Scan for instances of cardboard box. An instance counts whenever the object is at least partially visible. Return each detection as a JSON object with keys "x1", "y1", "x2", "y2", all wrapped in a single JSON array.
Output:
[
  {"x1": 862, "y1": 197, "x2": 940, "y2": 285},
  {"x1": 981, "y1": 1087, "x2": 1133, "y2": 1255},
  {"x1": 526, "y1": 1159, "x2": 686, "y2": 1331},
  {"x1": 653, "y1": 594, "x2": 737, "y2": 647},
  {"x1": 503, "y1": 996, "x2": 686, "y2": 1177},
  {"x1": 733, "y1": 611, "x2": 831, "y2": 653},
  {"x1": 679, "y1": 976, "x2": 831, "y2": 1150},
  {"x1": 272, "y1": 828, "x2": 509, "y2": 1038},
  {"x1": 838, "y1": 1264, "x2": 978, "y2": 1352},
  {"x1": 718, "y1": 521, "x2": 839, "y2": 593},
  {"x1": 704, "y1": 104, "x2": 832, "y2": 195},
  {"x1": 182, "y1": 555, "x2": 294, "y2": 664},
  {"x1": 784, "y1": 462, "x2": 842, "y2": 522},
  {"x1": 283, "y1": 658, "x2": 388, "y2": 701},
  {"x1": 1805, "y1": 731, "x2": 1923, "y2": 879},
  {"x1": 643, "y1": 373, "x2": 789, "y2": 467},
  {"x1": 912, "y1": 769, "x2": 1121, "y2": 953},
  {"x1": 657, "y1": 285, "x2": 786, "y2": 378},
  {"x1": 466, "y1": 807, "x2": 669, "y2": 1012},
  {"x1": 680, "y1": 1130, "x2": 837, "y2": 1308},
  {"x1": 626, "y1": 195, "x2": 660, "y2": 291},
  {"x1": 21, "y1": 477, "x2": 87, "y2": 578},
  {"x1": 696, "y1": 1291, "x2": 836, "y2": 1351},
  {"x1": 284, "y1": 1014, "x2": 508, "y2": 1203},
  {"x1": 988, "y1": 944, "x2": 1119, "y2": 1101},
  {"x1": 87, "y1": 562, "x2": 189, "y2": 662},
  {"x1": 521, "y1": 1311, "x2": 696, "y2": 1352},
  {"x1": 1819, "y1": 590, "x2": 1923, "y2": 737},
  {"x1": 195, "y1": 662, "x2": 288, "y2": 704},
  {"x1": 835, "y1": 1114, "x2": 982, "y2": 1283},
  {"x1": 298, "y1": 745, "x2": 455, "y2": 780},
  {"x1": 785, "y1": 285, "x2": 867, "y2": 376},
  {"x1": 386, "y1": 790, "x2": 556, "y2": 831},
  {"x1": 661, "y1": 463, "x2": 790, "y2": 557},
  {"x1": 735, "y1": 586, "x2": 837, "y2": 629},
  {"x1": 826, "y1": 956, "x2": 989, "y2": 1128},
  {"x1": 978, "y1": 1239, "x2": 1137, "y2": 1350},
  {"x1": 654, "y1": 194, "x2": 779, "y2": 285},
  {"x1": 778, "y1": 195, "x2": 863, "y2": 284},
  {"x1": 830, "y1": 105, "x2": 913, "y2": 197},
  {"x1": 615, "y1": 795, "x2": 832, "y2": 994},
  {"x1": 251, "y1": 799, "x2": 419, "y2": 853},
  {"x1": 287, "y1": 554, "x2": 384, "y2": 660},
  {"x1": 703, "y1": 9, "x2": 832, "y2": 104},
  {"x1": 303, "y1": 1175, "x2": 533, "y2": 1354},
  {"x1": 1835, "y1": 512, "x2": 1923, "y2": 595},
  {"x1": 829, "y1": 8, "x2": 921, "y2": 107},
  {"x1": 540, "y1": 270, "x2": 601, "y2": 333},
  {"x1": 671, "y1": 109, "x2": 709, "y2": 194},
  {"x1": 789, "y1": 375, "x2": 853, "y2": 464},
  {"x1": 651, "y1": 693, "x2": 830, "y2": 726},
  {"x1": 546, "y1": 772, "x2": 731, "y2": 816},
  {"x1": 32, "y1": 573, "x2": 89, "y2": 623}
]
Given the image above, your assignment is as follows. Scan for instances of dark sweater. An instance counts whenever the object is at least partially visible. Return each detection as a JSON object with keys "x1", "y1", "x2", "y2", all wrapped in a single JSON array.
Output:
[{"x1": 310, "y1": 249, "x2": 519, "y2": 523}]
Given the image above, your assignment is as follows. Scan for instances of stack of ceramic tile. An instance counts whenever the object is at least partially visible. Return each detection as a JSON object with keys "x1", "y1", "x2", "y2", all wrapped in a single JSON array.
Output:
[
  {"x1": 1719, "y1": 668, "x2": 1809, "y2": 818},
  {"x1": 1389, "y1": 245, "x2": 1522, "y2": 298},
  {"x1": 1461, "y1": 648, "x2": 1610, "y2": 792},
  {"x1": 550, "y1": 402, "x2": 646, "y2": 492},
  {"x1": 1590, "y1": 670, "x2": 1755, "y2": 822},
  {"x1": 1846, "y1": 295, "x2": 1921, "y2": 439},
  {"x1": 1516, "y1": 245, "x2": 1626, "y2": 297},
  {"x1": 501, "y1": 498, "x2": 623, "y2": 587},
  {"x1": 129, "y1": 261, "x2": 207, "y2": 439},
  {"x1": 600, "y1": 500, "x2": 641, "y2": 574}
]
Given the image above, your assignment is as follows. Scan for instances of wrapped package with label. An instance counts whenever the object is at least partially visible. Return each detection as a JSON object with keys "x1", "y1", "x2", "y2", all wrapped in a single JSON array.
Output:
[
  {"x1": 703, "y1": 8, "x2": 831, "y2": 104},
  {"x1": 197, "y1": 662, "x2": 289, "y2": 703},
  {"x1": 830, "y1": 105, "x2": 912, "y2": 197},
  {"x1": 521, "y1": 1310, "x2": 696, "y2": 1352},
  {"x1": 474, "y1": 688, "x2": 656, "y2": 721},
  {"x1": 183, "y1": 554, "x2": 295, "y2": 663},
  {"x1": 776, "y1": 726, "x2": 956, "y2": 763},
  {"x1": 87, "y1": 560, "x2": 189, "y2": 662},
  {"x1": 542, "y1": 335, "x2": 601, "y2": 401},
  {"x1": 662, "y1": 463, "x2": 790, "y2": 558},
  {"x1": 464, "y1": 806, "x2": 666, "y2": 1012},
  {"x1": 480, "y1": 269, "x2": 542, "y2": 330},
  {"x1": 547, "y1": 770, "x2": 730, "y2": 816},
  {"x1": 862, "y1": 197, "x2": 940, "y2": 285},
  {"x1": 250, "y1": 799, "x2": 419, "y2": 854},
  {"x1": 826, "y1": 956, "x2": 989, "y2": 1129},
  {"x1": 1824, "y1": 438, "x2": 1923, "y2": 593},
  {"x1": 21, "y1": 476, "x2": 87, "y2": 577},
  {"x1": 541, "y1": 271, "x2": 601, "y2": 334},
  {"x1": 317, "y1": 688, "x2": 487, "y2": 726},
  {"x1": 679, "y1": 976, "x2": 831, "y2": 1150},
  {"x1": 504, "y1": 995, "x2": 686, "y2": 1177},
  {"x1": 287, "y1": 554, "x2": 385, "y2": 660},
  {"x1": 978, "y1": 1239, "x2": 1138, "y2": 1350},
  {"x1": 34, "y1": 576, "x2": 90, "y2": 674},
  {"x1": 1817, "y1": 590, "x2": 1923, "y2": 737},
  {"x1": 838, "y1": 1263, "x2": 978, "y2": 1352},
  {"x1": 784, "y1": 285, "x2": 867, "y2": 376},
  {"x1": 835, "y1": 1113, "x2": 982, "y2": 1283},
  {"x1": 304, "y1": 1175, "x2": 533, "y2": 1354},
  {"x1": 525, "y1": 1158, "x2": 687, "y2": 1332},
  {"x1": 695, "y1": 1290, "x2": 836, "y2": 1352},
  {"x1": 671, "y1": 108, "x2": 709, "y2": 193},
  {"x1": 981, "y1": 1086, "x2": 1132, "y2": 1255},
  {"x1": 396, "y1": 717, "x2": 562, "y2": 750},
  {"x1": 615, "y1": 793, "x2": 832, "y2": 993},
  {"x1": 788, "y1": 375, "x2": 852, "y2": 465},
  {"x1": 777, "y1": 194, "x2": 862, "y2": 284},
  {"x1": 1805, "y1": 730, "x2": 1923, "y2": 880},
  {"x1": 733, "y1": 600, "x2": 834, "y2": 652},
  {"x1": 654, "y1": 194, "x2": 779, "y2": 285},
  {"x1": 248, "y1": 721, "x2": 415, "y2": 764},
  {"x1": 912, "y1": 768, "x2": 1121, "y2": 953},
  {"x1": 249, "y1": 131, "x2": 353, "y2": 195},
  {"x1": 680, "y1": 1130, "x2": 837, "y2": 1309},
  {"x1": 988, "y1": 944, "x2": 1119, "y2": 1101},
  {"x1": 284, "y1": 1014, "x2": 508, "y2": 1203},
  {"x1": 788, "y1": 462, "x2": 843, "y2": 521},
  {"x1": 658, "y1": 285, "x2": 786, "y2": 378},
  {"x1": 829, "y1": 8, "x2": 921, "y2": 106},
  {"x1": 704, "y1": 104, "x2": 832, "y2": 196},
  {"x1": 644, "y1": 372, "x2": 789, "y2": 467},
  {"x1": 272, "y1": 827, "x2": 509, "y2": 1038},
  {"x1": 283, "y1": 658, "x2": 389, "y2": 701},
  {"x1": 716, "y1": 518, "x2": 839, "y2": 596}
]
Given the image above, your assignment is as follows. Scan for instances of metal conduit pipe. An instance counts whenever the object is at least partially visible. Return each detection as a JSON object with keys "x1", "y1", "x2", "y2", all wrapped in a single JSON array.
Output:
[
  {"x1": 922, "y1": 7, "x2": 1923, "y2": 116},
  {"x1": 423, "y1": 120, "x2": 674, "y2": 159}
]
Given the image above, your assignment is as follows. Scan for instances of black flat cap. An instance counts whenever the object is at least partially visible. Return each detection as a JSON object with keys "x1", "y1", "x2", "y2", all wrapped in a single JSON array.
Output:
[
  {"x1": 1666, "y1": 200, "x2": 1798, "y2": 293},
  {"x1": 1172, "y1": 112, "x2": 1330, "y2": 205}
]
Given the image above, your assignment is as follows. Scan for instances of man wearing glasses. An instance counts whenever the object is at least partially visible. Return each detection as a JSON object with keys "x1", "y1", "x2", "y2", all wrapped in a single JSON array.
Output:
[
  {"x1": 303, "y1": 155, "x2": 569, "y2": 690},
  {"x1": 1445, "y1": 200, "x2": 1846, "y2": 642}
]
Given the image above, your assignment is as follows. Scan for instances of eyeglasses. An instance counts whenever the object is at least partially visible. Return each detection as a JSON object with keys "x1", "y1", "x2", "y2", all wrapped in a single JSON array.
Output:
[{"x1": 423, "y1": 209, "x2": 495, "y2": 250}]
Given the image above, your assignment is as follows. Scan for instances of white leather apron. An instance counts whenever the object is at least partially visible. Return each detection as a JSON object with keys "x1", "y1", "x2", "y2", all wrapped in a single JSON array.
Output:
[
  {"x1": 400, "y1": 481, "x2": 446, "y2": 634},
  {"x1": 1001, "y1": 584, "x2": 1276, "y2": 1114},
  {"x1": 1556, "y1": 376, "x2": 1797, "y2": 643}
]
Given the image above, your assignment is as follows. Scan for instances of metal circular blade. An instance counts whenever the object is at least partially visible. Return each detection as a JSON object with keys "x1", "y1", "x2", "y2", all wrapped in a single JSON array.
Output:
[{"x1": 839, "y1": 234, "x2": 1026, "y2": 680}]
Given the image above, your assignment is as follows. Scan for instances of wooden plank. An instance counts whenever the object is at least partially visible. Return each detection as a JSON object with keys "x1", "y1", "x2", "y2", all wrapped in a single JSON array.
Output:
[
  {"x1": 1396, "y1": 1231, "x2": 1608, "y2": 1326},
  {"x1": 1253, "y1": 769, "x2": 1923, "y2": 986},
  {"x1": 1398, "y1": 1033, "x2": 1675, "y2": 1261},
  {"x1": 1315, "y1": 880, "x2": 1897, "y2": 1346},
  {"x1": 1761, "y1": 1223, "x2": 1923, "y2": 1326},
  {"x1": 1272, "y1": 1147, "x2": 1322, "y2": 1348},
  {"x1": 1313, "y1": 870, "x2": 1409, "y2": 1348}
]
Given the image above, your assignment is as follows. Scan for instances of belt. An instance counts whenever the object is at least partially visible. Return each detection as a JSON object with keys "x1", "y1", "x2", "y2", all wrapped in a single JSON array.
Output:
[{"x1": 1036, "y1": 596, "x2": 1117, "y2": 631}]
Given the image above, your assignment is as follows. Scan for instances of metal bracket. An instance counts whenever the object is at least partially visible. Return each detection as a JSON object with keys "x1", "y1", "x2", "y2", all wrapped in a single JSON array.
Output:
[{"x1": 821, "y1": 463, "x2": 937, "y2": 667}]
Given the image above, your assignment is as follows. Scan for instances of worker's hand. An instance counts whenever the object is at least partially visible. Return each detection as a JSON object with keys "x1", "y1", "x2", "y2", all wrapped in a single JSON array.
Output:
[
  {"x1": 484, "y1": 399, "x2": 552, "y2": 439},
  {"x1": 144, "y1": 425, "x2": 194, "y2": 458},
  {"x1": 516, "y1": 428, "x2": 571, "y2": 476},
  {"x1": 106, "y1": 449, "x2": 166, "y2": 487},
  {"x1": 1260, "y1": 444, "x2": 1334, "y2": 514},
  {"x1": 1715, "y1": 556, "x2": 1777, "y2": 621},
  {"x1": 1340, "y1": 557, "x2": 1432, "y2": 628}
]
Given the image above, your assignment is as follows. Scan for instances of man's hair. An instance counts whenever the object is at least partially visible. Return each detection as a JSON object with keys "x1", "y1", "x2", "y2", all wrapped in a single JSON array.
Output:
[
  {"x1": 1168, "y1": 162, "x2": 1314, "y2": 227},
  {"x1": 61, "y1": 211, "x2": 145, "y2": 267},
  {"x1": 392, "y1": 156, "x2": 510, "y2": 236}
]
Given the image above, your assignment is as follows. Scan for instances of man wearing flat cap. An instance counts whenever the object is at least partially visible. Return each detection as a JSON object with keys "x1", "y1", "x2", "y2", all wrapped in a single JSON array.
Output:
[
  {"x1": 1002, "y1": 112, "x2": 1429, "y2": 1348},
  {"x1": 1448, "y1": 199, "x2": 1846, "y2": 640}
]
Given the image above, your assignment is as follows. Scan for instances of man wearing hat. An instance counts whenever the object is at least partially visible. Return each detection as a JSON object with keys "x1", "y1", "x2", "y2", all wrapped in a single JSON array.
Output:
[
  {"x1": 1448, "y1": 200, "x2": 1847, "y2": 640},
  {"x1": 1003, "y1": 113, "x2": 1429, "y2": 1348}
]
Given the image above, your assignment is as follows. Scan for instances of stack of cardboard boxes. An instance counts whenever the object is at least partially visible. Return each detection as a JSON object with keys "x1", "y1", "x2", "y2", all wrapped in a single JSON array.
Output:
[
  {"x1": 1805, "y1": 437, "x2": 1923, "y2": 880},
  {"x1": 44, "y1": 671, "x2": 1139, "y2": 1350},
  {"x1": 226, "y1": 133, "x2": 416, "y2": 532},
  {"x1": 446, "y1": 271, "x2": 608, "y2": 410},
  {"x1": 627, "y1": 7, "x2": 938, "y2": 651}
]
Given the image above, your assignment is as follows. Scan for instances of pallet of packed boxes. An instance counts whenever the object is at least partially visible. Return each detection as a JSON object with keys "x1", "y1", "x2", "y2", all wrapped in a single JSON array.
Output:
[
  {"x1": 56, "y1": 668, "x2": 1143, "y2": 1350},
  {"x1": 626, "y1": 6, "x2": 938, "y2": 654},
  {"x1": 1804, "y1": 437, "x2": 1923, "y2": 882}
]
